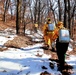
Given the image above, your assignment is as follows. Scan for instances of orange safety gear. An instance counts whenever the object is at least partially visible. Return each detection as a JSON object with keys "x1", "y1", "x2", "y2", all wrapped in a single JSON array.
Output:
[
  {"x1": 43, "y1": 21, "x2": 64, "y2": 45},
  {"x1": 56, "y1": 21, "x2": 63, "y2": 28},
  {"x1": 52, "y1": 27, "x2": 59, "y2": 41},
  {"x1": 43, "y1": 20, "x2": 65, "y2": 49},
  {"x1": 57, "y1": 21, "x2": 63, "y2": 25},
  {"x1": 43, "y1": 23, "x2": 55, "y2": 48},
  {"x1": 52, "y1": 21, "x2": 64, "y2": 41}
]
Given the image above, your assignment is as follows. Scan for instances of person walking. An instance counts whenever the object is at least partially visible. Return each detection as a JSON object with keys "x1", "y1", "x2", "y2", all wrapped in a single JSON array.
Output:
[
  {"x1": 53, "y1": 21, "x2": 69, "y2": 72},
  {"x1": 43, "y1": 18, "x2": 56, "y2": 50},
  {"x1": 34, "y1": 23, "x2": 38, "y2": 33}
]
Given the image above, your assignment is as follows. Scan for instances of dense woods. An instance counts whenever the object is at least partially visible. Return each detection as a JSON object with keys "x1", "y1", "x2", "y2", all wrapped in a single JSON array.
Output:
[{"x1": 0, "y1": 0, "x2": 76, "y2": 37}]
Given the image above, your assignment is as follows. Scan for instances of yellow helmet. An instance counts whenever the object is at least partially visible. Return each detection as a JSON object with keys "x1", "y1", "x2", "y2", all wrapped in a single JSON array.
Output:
[
  {"x1": 47, "y1": 18, "x2": 51, "y2": 21},
  {"x1": 57, "y1": 21, "x2": 63, "y2": 27},
  {"x1": 57, "y1": 21, "x2": 63, "y2": 25},
  {"x1": 47, "y1": 18, "x2": 51, "y2": 24}
]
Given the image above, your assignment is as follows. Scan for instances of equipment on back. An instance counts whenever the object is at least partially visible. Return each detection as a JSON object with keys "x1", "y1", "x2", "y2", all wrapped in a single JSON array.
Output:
[
  {"x1": 48, "y1": 23, "x2": 55, "y2": 31},
  {"x1": 59, "y1": 28, "x2": 70, "y2": 43}
]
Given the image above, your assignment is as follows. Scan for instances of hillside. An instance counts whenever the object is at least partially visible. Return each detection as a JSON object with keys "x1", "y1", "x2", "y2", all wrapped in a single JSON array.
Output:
[{"x1": 0, "y1": 20, "x2": 76, "y2": 75}]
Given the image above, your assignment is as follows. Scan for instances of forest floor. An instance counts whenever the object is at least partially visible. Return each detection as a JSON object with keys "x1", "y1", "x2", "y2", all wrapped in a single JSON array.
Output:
[
  {"x1": 0, "y1": 20, "x2": 76, "y2": 75},
  {"x1": 0, "y1": 20, "x2": 76, "y2": 54}
]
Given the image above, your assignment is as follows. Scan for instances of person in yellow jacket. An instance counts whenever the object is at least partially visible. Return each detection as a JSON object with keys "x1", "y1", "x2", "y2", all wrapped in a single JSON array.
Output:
[
  {"x1": 53, "y1": 21, "x2": 69, "y2": 72},
  {"x1": 34, "y1": 23, "x2": 38, "y2": 33},
  {"x1": 43, "y1": 18, "x2": 56, "y2": 50},
  {"x1": 52, "y1": 21, "x2": 63, "y2": 41}
]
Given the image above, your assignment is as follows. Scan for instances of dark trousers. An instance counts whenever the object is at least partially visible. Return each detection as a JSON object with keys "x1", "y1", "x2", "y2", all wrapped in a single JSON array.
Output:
[{"x1": 56, "y1": 41, "x2": 69, "y2": 71}]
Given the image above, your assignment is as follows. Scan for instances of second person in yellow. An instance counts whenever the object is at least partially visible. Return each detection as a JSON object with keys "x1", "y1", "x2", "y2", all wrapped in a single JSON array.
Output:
[{"x1": 43, "y1": 18, "x2": 56, "y2": 50}]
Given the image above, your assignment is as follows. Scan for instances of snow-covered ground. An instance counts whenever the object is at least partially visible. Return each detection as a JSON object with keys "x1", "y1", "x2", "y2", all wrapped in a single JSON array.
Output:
[{"x1": 0, "y1": 29, "x2": 76, "y2": 75}]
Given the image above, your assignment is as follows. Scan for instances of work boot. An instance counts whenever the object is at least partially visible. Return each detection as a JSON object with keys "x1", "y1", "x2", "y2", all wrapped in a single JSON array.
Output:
[{"x1": 48, "y1": 45, "x2": 52, "y2": 50}]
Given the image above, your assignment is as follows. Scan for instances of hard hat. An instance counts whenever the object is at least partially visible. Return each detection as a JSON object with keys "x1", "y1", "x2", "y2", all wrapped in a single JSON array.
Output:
[
  {"x1": 47, "y1": 18, "x2": 51, "y2": 24},
  {"x1": 47, "y1": 18, "x2": 51, "y2": 21},
  {"x1": 57, "y1": 21, "x2": 63, "y2": 27},
  {"x1": 57, "y1": 21, "x2": 63, "y2": 25}
]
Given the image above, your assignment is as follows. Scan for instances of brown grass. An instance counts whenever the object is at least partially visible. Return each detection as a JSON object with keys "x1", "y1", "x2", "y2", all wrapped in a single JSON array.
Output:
[{"x1": 4, "y1": 35, "x2": 33, "y2": 48}]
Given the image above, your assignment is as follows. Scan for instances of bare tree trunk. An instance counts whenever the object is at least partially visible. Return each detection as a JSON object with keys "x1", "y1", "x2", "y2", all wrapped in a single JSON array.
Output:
[
  {"x1": 49, "y1": 0, "x2": 57, "y2": 24},
  {"x1": 29, "y1": 0, "x2": 34, "y2": 24},
  {"x1": 58, "y1": 0, "x2": 62, "y2": 21},
  {"x1": 16, "y1": 0, "x2": 25, "y2": 35},
  {"x1": 3, "y1": 0, "x2": 10, "y2": 22},
  {"x1": 67, "y1": 0, "x2": 71, "y2": 35},
  {"x1": 67, "y1": 0, "x2": 70, "y2": 29},
  {"x1": 16, "y1": 0, "x2": 19, "y2": 34},
  {"x1": 10, "y1": 4, "x2": 14, "y2": 20},
  {"x1": 64, "y1": 0, "x2": 67, "y2": 27},
  {"x1": 34, "y1": 0, "x2": 38, "y2": 23},
  {"x1": 38, "y1": 0, "x2": 40, "y2": 26}
]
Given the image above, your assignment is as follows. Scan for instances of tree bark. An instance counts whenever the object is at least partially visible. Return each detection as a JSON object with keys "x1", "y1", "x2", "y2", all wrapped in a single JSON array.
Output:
[
  {"x1": 58, "y1": 0, "x2": 61, "y2": 21},
  {"x1": 64, "y1": 0, "x2": 67, "y2": 27}
]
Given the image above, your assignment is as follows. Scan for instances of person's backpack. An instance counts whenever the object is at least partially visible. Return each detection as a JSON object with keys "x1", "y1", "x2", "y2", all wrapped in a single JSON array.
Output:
[
  {"x1": 48, "y1": 23, "x2": 55, "y2": 31},
  {"x1": 59, "y1": 28, "x2": 70, "y2": 43}
]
